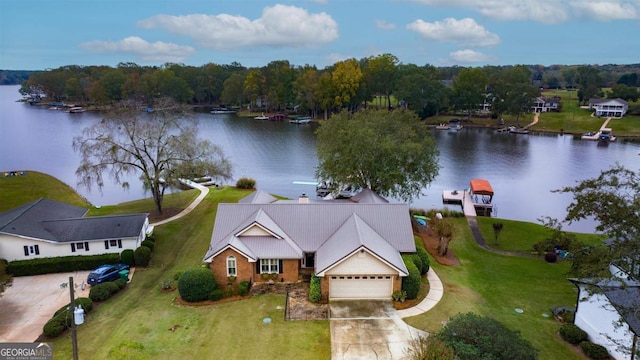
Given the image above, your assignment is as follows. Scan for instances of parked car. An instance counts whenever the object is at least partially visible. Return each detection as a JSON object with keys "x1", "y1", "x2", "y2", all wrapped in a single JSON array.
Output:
[{"x1": 87, "y1": 263, "x2": 129, "y2": 286}]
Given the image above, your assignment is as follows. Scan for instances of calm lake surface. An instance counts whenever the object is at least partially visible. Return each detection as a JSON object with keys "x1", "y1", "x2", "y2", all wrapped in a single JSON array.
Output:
[{"x1": 2, "y1": 85, "x2": 639, "y2": 233}]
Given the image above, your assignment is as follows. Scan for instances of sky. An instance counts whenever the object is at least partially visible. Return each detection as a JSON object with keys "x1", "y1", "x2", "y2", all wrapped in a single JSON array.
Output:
[{"x1": 1, "y1": 0, "x2": 639, "y2": 71}]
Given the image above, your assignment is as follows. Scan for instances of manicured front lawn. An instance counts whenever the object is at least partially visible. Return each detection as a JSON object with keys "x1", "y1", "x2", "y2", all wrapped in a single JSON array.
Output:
[
  {"x1": 49, "y1": 187, "x2": 330, "y2": 359},
  {"x1": 403, "y1": 218, "x2": 587, "y2": 360}
]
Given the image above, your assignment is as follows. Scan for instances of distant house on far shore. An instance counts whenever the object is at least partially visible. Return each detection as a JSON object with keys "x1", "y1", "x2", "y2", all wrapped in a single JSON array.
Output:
[
  {"x1": 531, "y1": 96, "x2": 561, "y2": 113},
  {"x1": 588, "y1": 98, "x2": 629, "y2": 118}
]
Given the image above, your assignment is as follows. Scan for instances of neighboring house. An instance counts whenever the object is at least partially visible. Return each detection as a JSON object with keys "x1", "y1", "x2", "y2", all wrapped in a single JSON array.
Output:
[
  {"x1": 588, "y1": 98, "x2": 629, "y2": 118},
  {"x1": 570, "y1": 267, "x2": 640, "y2": 360},
  {"x1": 203, "y1": 190, "x2": 415, "y2": 300},
  {"x1": 0, "y1": 198, "x2": 149, "y2": 262},
  {"x1": 531, "y1": 96, "x2": 561, "y2": 113}
]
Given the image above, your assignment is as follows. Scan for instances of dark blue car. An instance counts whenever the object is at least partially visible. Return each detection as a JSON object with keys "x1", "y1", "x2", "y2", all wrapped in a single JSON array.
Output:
[{"x1": 87, "y1": 263, "x2": 129, "y2": 286}]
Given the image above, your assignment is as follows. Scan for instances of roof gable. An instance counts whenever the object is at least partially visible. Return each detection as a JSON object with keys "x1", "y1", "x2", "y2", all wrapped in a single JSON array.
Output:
[{"x1": 238, "y1": 190, "x2": 278, "y2": 204}]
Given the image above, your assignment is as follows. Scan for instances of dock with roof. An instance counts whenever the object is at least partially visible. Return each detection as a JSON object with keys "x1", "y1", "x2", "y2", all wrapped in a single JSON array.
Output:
[{"x1": 442, "y1": 179, "x2": 494, "y2": 217}]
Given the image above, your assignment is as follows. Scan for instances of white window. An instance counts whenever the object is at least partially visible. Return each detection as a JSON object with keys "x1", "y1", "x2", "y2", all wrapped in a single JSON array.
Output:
[
  {"x1": 260, "y1": 259, "x2": 279, "y2": 274},
  {"x1": 227, "y1": 256, "x2": 237, "y2": 276}
]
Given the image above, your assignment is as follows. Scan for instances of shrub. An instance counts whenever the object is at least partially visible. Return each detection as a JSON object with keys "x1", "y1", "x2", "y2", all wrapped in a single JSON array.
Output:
[
  {"x1": 89, "y1": 283, "x2": 113, "y2": 302},
  {"x1": 134, "y1": 246, "x2": 151, "y2": 267},
  {"x1": 43, "y1": 316, "x2": 67, "y2": 338},
  {"x1": 74, "y1": 297, "x2": 93, "y2": 313},
  {"x1": 438, "y1": 312, "x2": 538, "y2": 360},
  {"x1": 404, "y1": 335, "x2": 456, "y2": 360},
  {"x1": 141, "y1": 239, "x2": 155, "y2": 252},
  {"x1": 415, "y1": 247, "x2": 430, "y2": 275},
  {"x1": 545, "y1": 252, "x2": 558, "y2": 263},
  {"x1": 309, "y1": 274, "x2": 321, "y2": 303},
  {"x1": 579, "y1": 341, "x2": 610, "y2": 360},
  {"x1": 236, "y1": 177, "x2": 256, "y2": 189},
  {"x1": 402, "y1": 255, "x2": 421, "y2": 299},
  {"x1": 178, "y1": 267, "x2": 217, "y2": 302},
  {"x1": 559, "y1": 323, "x2": 589, "y2": 345},
  {"x1": 114, "y1": 278, "x2": 127, "y2": 290},
  {"x1": 238, "y1": 280, "x2": 250, "y2": 296},
  {"x1": 7, "y1": 253, "x2": 120, "y2": 276},
  {"x1": 120, "y1": 249, "x2": 135, "y2": 266},
  {"x1": 209, "y1": 288, "x2": 224, "y2": 301}
]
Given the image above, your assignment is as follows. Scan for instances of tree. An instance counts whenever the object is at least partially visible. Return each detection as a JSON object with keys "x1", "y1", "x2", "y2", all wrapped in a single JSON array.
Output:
[
  {"x1": 395, "y1": 64, "x2": 449, "y2": 118},
  {"x1": 492, "y1": 222, "x2": 503, "y2": 245},
  {"x1": 220, "y1": 72, "x2": 246, "y2": 108},
  {"x1": 363, "y1": 53, "x2": 398, "y2": 109},
  {"x1": 331, "y1": 58, "x2": 363, "y2": 110},
  {"x1": 452, "y1": 68, "x2": 488, "y2": 120},
  {"x1": 315, "y1": 108, "x2": 439, "y2": 202},
  {"x1": 432, "y1": 218, "x2": 455, "y2": 256},
  {"x1": 553, "y1": 165, "x2": 640, "y2": 279},
  {"x1": 488, "y1": 66, "x2": 539, "y2": 125},
  {"x1": 73, "y1": 98, "x2": 232, "y2": 214},
  {"x1": 438, "y1": 312, "x2": 538, "y2": 360},
  {"x1": 608, "y1": 83, "x2": 639, "y2": 102},
  {"x1": 577, "y1": 66, "x2": 602, "y2": 104}
]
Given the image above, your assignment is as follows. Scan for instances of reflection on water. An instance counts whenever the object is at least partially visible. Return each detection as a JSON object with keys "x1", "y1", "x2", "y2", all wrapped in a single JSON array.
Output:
[{"x1": 2, "y1": 85, "x2": 639, "y2": 233}]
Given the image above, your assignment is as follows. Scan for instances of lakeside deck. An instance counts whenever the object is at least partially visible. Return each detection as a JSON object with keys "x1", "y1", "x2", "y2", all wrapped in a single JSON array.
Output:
[{"x1": 442, "y1": 179, "x2": 494, "y2": 217}]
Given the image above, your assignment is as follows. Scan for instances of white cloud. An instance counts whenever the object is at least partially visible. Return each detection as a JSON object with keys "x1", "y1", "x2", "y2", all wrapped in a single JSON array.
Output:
[
  {"x1": 449, "y1": 49, "x2": 496, "y2": 63},
  {"x1": 409, "y1": 0, "x2": 570, "y2": 24},
  {"x1": 406, "y1": 18, "x2": 500, "y2": 47},
  {"x1": 570, "y1": 1, "x2": 639, "y2": 21},
  {"x1": 79, "y1": 36, "x2": 195, "y2": 63},
  {"x1": 137, "y1": 4, "x2": 338, "y2": 50},
  {"x1": 376, "y1": 20, "x2": 396, "y2": 30}
]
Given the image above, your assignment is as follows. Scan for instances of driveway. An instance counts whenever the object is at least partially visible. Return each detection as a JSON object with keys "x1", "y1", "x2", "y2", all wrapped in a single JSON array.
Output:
[
  {"x1": 330, "y1": 300, "x2": 427, "y2": 360},
  {"x1": 0, "y1": 269, "x2": 135, "y2": 343}
]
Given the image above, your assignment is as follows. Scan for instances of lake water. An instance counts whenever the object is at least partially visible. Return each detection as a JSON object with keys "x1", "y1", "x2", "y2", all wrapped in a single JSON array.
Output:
[{"x1": 2, "y1": 85, "x2": 639, "y2": 233}]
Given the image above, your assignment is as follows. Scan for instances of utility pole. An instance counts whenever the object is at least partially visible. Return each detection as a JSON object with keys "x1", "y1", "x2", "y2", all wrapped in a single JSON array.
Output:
[{"x1": 69, "y1": 276, "x2": 79, "y2": 360}]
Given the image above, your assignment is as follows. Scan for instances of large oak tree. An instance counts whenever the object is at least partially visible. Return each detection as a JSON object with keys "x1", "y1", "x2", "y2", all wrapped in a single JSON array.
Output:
[
  {"x1": 315, "y1": 108, "x2": 439, "y2": 202},
  {"x1": 73, "y1": 99, "x2": 232, "y2": 214}
]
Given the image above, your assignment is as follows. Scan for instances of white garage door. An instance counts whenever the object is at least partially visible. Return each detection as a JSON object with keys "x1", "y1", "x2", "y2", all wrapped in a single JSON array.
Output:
[{"x1": 329, "y1": 275, "x2": 393, "y2": 299}]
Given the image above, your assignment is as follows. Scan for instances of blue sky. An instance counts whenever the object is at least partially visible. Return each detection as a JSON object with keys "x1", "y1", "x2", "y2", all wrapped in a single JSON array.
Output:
[{"x1": 1, "y1": 0, "x2": 639, "y2": 70}]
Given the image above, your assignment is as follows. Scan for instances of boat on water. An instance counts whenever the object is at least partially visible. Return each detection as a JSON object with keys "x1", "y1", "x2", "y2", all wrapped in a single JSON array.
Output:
[
  {"x1": 582, "y1": 127, "x2": 616, "y2": 142},
  {"x1": 289, "y1": 116, "x2": 311, "y2": 124},
  {"x1": 68, "y1": 107, "x2": 86, "y2": 113},
  {"x1": 449, "y1": 124, "x2": 463, "y2": 132},
  {"x1": 508, "y1": 126, "x2": 529, "y2": 134},
  {"x1": 254, "y1": 113, "x2": 269, "y2": 120},
  {"x1": 210, "y1": 107, "x2": 236, "y2": 114},
  {"x1": 435, "y1": 123, "x2": 450, "y2": 130},
  {"x1": 269, "y1": 113, "x2": 285, "y2": 121}
]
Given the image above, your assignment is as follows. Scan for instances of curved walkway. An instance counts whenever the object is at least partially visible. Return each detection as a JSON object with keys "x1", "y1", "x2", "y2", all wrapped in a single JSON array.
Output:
[
  {"x1": 150, "y1": 179, "x2": 209, "y2": 226},
  {"x1": 397, "y1": 268, "x2": 444, "y2": 318}
]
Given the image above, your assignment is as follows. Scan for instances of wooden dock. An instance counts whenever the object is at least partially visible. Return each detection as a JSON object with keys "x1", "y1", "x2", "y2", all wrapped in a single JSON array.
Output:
[{"x1": 442, "y1": 189, "x2": 493, "y2": 217}]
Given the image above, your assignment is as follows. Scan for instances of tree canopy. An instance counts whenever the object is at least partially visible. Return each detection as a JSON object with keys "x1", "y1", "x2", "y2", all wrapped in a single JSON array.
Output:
[
  {"x1": 554, "y1": 165, "x2": 640, "y2": 279},
  {"x1": 315, "y1": 108, "x2": 439, "y2": 202},
  {"x1": 73, "y1": 98, "x2": 232, "y2": 214}
]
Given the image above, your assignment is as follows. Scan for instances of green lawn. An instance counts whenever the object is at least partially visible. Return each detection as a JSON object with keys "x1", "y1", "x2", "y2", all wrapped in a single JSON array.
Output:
[
  {"x1": 2, "y1": 174, "x2": 595, "y2": 359},
  {"x1": 0, "y1": 171, "x2": 89, "y2": 211},
  {"x1": 404, "y1": 218, "x2": 588, "y2": 360}
]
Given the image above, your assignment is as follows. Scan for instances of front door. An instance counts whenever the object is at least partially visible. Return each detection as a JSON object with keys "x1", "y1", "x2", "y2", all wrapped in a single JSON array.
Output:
[{"x1": 304, "y1": 252, "x2": 315, "y2": 268}]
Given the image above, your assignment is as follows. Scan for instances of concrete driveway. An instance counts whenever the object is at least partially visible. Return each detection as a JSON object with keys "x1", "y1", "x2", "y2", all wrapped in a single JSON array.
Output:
[
  {"x1": 0, "y1": 269, "x2": 134, "y2": 343},
  {"x1": 330, "y1": 300, "x2": 427, "y2": 360}
]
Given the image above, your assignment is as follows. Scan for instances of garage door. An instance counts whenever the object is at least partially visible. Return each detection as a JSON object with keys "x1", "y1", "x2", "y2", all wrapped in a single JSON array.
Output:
[{"x1": 329, "y1": 275, "x2": 393, "y2": 299}]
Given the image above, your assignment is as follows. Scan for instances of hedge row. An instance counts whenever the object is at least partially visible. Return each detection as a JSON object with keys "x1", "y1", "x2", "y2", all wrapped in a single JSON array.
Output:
[
  {"x1": 309, "y1": 274, "x2": 321, "y2": 303},
  {"x1": 401, "y1": 255, "x2": 421, "y2": 299},
  {"x1": 43, "y1": 297, "x2": 93, "y2": 338},
  {"x1": 8, "y1": 253, "x2": 120, "y2": 276},
  {"x1": 89, "y1": 278, "x2": 127, "y2": 302}
]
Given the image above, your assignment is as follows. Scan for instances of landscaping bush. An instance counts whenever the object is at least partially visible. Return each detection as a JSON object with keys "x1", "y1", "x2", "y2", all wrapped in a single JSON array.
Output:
[
  {"x1": 114, "y1": 278, "x2": 127, "y2": 290},
  {"x1": 238, "y1": 280, "x2": 250, "y2": 296},
  {"x1": 438, "y1": 312, "x2": 538, "y2": 360},
  {"x1": 309, "y1": 274, "x2": 321, "y2": 303},
  {"x1": 402, "y1": 255, "x2": 421, "y2": 299},
  {"x1": 134, "y1": 246, "x2": 151, "y2": 267},
  {"x1": 43, "y1": 315, "x2": 67, "y2": 338},
  {"x1": 141, "y1": 239, "x2": 155, "y2": 252},
  {"x1": 404, "y1": 335, "x2": 456, "y2": 360},
  {"x1": 178, "y1": 267, "x2": 218, "y2": 302},
  {"x1": 89, "y1": 283, "x2": 113, "y2": 302},
  {"x1": 415, "y1": 247, "x2": 430, "y2": 275},
  {"x1": 236, "y1": 177, "x2": 256, "y2": 189},
  {"x1": 544, "y1": 252, "x2": 558, "y2": 263},
  {"x1": 54, "y1": 297, "x2": 93, "y2": 316},
  {"x1": 579, "y1": 341, "x2": 610, "y2": 360},
  {"x1": 550, "y1": 306, "x2": 575, "y2": 323},
  {"x1": 120, "y1": 249, "x2": 135, "y2": 266},
  {"x1": 209, "y1": 288, "x2": 224, "y2": 301},
  {"x1": 559, "y1": 323, "x2": 589, "y2": 345},
  {"x1": 7, "y1": 253, "x2": 120, "y2": 276}
]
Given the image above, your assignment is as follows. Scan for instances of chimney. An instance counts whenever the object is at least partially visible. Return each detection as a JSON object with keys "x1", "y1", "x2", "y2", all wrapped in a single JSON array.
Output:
[{"x1": 298, "y1": 193, "x2": 309, "y2": 204}]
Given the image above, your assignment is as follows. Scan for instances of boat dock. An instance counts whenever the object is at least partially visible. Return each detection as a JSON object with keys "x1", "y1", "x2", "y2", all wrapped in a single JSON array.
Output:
[
  {"x1": 581, "y1": 117, "x2": 615, "y2": 141},
  {"x1": 442, "y1": 179, "x2": 494, "y2": 217}
]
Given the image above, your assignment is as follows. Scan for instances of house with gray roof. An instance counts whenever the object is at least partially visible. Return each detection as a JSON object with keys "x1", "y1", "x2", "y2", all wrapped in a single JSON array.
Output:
[
  {"x1": 0, "y1": 198, "x2": 150, "y2": 262},
  {"x1": 588, "y1": 98, "x2": 629, "y2": 118},
  {"x1": 203, "y1": 192, "x2": 415, "y2": 300},
  {"x1": 570, "y1": 274, "x2": 640, "y2": 360}
]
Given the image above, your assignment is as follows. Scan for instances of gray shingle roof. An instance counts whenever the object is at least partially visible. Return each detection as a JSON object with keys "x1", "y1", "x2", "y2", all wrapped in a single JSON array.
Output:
[
  {"x1": 203, "y1": 202, "x2": 415, "y2": 272},
  {"x1": 349, "y1": 189, "x2": 389, "y2": 204},
  {"x1": 0, "y1": 198, "x2": 147, "y2": 243},
  {"x1": 238, "y1": 190, "x2": 278, "y2": 204}
]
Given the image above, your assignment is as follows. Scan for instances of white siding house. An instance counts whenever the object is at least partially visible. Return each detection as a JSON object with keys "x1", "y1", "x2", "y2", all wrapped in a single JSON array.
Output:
[
  {"x1": 588, "y1": 98, "x2": 629, "y2": 118},
  {"x1": 570, "y1": 272, "x2": 640, "y2": 360},
  {"x1": 0, "y1": 198, "x2": 149, "y2": 262}
]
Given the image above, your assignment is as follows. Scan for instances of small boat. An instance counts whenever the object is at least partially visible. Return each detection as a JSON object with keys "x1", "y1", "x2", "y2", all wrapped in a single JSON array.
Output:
[
  {"x1": 290, "y1": 116, "x2": 311, "y2": 124},
  {"x1": 254, "y1": 113, "x2": 269, "y2": 120},
  {"x1": 269, "y1": 114, "x2": 285, "y2": 121},
  {"x1": 509, "y1": 126, "x2": 529, "y2": 134},
  {"x1": 68, "y1": 107, "x2": 86, "y2": 113},
  {"x1": 211, "y1": 107, "x2": 236, "y2": 114},
  {"x1": 449, "y1": 124, "x2": 463, "y2": 132},
  {"x1": 435, "y1": 123, "x2": 450, "y2": 130}
]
